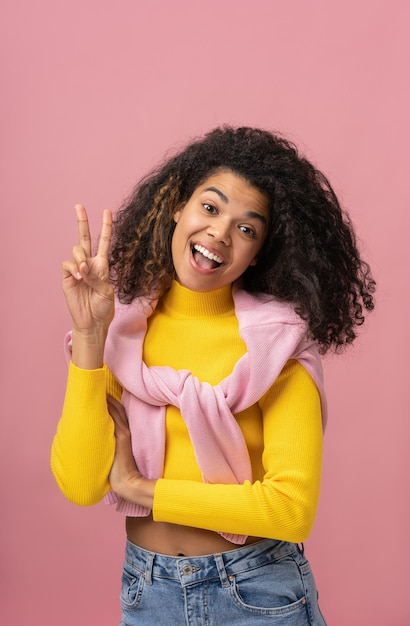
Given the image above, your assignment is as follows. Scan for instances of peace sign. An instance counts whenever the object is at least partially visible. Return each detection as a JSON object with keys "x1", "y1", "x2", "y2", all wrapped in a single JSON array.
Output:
[{"x1": 62, "y1": 205, "x2": 115, "y2": 338}]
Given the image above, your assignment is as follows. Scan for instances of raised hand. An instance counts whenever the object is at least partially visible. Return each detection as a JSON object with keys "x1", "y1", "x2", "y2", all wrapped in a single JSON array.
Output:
[
  {"x1": 62, "y1": 205, "x2": 115, "y2": 369},
  {"x1": 62, "y1": 204, "x2": 115, "y2": 334}
]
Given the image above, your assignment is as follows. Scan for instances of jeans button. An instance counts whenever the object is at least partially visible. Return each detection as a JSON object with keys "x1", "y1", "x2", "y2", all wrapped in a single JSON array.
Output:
[{"x1": 182, "y1": 564, "x2": 193, "y2": 576}]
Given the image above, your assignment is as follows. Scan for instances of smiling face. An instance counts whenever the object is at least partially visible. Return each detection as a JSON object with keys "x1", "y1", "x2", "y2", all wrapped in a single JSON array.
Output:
[{"x1": 171, "y1": 170, "x2": 269, "y2": 292}]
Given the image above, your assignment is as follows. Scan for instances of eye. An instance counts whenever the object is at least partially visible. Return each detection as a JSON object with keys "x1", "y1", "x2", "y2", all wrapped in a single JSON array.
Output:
[
  {"x1": 202, "y1": 202, "x2": 218, "y2": 214},
  {"x1": 239, "y1": 225, "x2": 256, "y2": 238}
]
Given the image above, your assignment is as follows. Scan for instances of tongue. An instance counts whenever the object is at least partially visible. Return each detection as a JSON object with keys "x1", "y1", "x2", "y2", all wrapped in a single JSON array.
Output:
[{"x1": 194, "y1": 250, "x2": 219, "y2": 269}]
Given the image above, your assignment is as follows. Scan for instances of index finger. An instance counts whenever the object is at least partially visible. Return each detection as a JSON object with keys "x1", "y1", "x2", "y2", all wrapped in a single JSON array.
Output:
[
  {"x1": 75, "y1": 204, "x2": 92, "y2": 257},
  {"x1": 96, "y1": 209, "x2": 112, "y2": 259}
]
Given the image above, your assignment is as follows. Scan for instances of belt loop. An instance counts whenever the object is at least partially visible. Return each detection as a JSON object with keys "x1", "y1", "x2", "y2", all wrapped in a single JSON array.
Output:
[
  {"x1": 299, "y1": 543, "x2": 305, "y2": 557},
  {"x1": 214, "y1": 553, "x2": 230, "y2": 588},
  {"x1": 144, "y1": 551, "x2": 154, "y2": 586}
]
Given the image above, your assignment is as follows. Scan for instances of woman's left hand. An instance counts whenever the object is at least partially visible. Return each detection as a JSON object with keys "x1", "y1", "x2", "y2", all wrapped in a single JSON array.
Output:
[{"x1": 107, "y1": 396, "x2": 143, "y2": 498}]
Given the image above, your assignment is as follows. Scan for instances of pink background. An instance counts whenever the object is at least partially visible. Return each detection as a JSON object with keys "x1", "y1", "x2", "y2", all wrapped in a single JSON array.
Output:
[{"x1": 1, "y1": 1, "x2": 408, "y2": 624}]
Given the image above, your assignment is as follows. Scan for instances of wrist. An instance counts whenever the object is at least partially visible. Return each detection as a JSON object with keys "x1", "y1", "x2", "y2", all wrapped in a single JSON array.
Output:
[
  {"x1": 118, "y1": 475, "x2": 156, "y2": 509},
  {"x1": 72, "y1": 325, "x2": 110, "y2": 341},
  {"x1": 71, "y1": 327, "x2": 108, "y2": 369}
]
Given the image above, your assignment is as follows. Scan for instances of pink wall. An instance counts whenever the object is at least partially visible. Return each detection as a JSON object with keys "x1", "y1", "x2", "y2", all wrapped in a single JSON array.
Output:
[{"x1": 1, "y1": 1, "x2": 408, "y2": 624}]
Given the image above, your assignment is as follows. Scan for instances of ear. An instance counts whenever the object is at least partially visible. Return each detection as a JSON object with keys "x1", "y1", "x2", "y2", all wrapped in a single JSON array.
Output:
[
  {"x1": 249, "y1": 257, "x2": 258, "y2": 267},
  {"x1": 173, "y1": 202, "x2": 185, "y2": 224}
]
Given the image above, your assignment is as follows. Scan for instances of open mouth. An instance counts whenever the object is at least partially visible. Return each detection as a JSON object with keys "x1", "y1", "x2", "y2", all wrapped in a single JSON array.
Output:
[{"x1": 192, "y1": 244, "x2": 224, "y2": 270}]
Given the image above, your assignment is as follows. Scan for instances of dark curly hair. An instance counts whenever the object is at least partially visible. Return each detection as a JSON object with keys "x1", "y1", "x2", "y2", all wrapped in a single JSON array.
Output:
[{"x1": 110, "y1": 125, "x2": 375, "y2": 353}]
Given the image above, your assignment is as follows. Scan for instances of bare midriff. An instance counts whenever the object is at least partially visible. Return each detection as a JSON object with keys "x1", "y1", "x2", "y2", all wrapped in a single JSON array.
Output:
[{"x1": 126, "y1": 515, "x2": 263, "y2": 556}]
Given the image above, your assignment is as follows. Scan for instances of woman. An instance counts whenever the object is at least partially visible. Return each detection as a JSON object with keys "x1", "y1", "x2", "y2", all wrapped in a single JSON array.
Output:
[{"x1": 51, "y1": 126, "x2": 375, "y2": 625}]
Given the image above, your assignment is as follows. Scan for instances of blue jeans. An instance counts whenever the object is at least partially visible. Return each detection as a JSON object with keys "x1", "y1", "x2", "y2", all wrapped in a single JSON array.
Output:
[{"x1": 119, "y1": 539, "x2": 327, "y2": 625}]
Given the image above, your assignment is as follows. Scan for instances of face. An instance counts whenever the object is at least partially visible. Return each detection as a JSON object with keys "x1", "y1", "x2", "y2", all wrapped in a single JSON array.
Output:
[{"x1": 171, "y1": 170, "x2": 269, "y2": 292}]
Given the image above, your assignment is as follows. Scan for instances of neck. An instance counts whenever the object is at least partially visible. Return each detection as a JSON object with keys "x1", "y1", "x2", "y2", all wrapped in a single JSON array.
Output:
[{"x1": 160, "y1": 280, "x2": 235, "y2": 318}]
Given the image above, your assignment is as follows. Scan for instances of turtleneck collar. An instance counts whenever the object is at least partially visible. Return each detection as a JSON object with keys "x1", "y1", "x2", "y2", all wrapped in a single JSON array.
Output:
[{"x1": 159, "y1": 280, "x2": 235, "y2": 319}]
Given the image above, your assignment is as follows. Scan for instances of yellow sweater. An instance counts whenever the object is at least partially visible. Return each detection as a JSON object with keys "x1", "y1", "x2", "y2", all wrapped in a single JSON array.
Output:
[{"x1": 51, "y1": 282, "x2": 323, "y2": 542}]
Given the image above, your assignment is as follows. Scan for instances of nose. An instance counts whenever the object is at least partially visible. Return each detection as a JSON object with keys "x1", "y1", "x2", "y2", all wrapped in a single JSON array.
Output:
[{"x1": 207, "y1": 218, "x2": 232, "y2": 245}]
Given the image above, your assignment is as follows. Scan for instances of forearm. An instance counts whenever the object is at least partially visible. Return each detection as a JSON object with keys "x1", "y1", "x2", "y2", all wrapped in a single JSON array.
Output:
[
  {"x1": 153, "y1": 470, "x2": 321, "y2": 543},
  {"x1": 51, "y1": 362, "x2": 118, "y2": 505}
]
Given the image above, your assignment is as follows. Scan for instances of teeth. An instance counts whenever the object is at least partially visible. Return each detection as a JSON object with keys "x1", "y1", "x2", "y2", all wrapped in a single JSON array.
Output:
[{"x1": 193, "y1": 244, "x2": 223, "y2": 264}]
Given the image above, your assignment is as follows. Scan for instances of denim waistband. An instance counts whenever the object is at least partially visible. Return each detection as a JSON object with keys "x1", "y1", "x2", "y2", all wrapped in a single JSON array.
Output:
[{"x1": 124, "y1": 539, "x2": 300, "y2": 588}]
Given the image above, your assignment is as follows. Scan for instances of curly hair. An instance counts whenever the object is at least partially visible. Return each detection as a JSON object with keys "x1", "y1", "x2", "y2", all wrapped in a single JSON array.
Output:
[{"x1": 110, "y1": 125, "x2": 375, "y2": 353}]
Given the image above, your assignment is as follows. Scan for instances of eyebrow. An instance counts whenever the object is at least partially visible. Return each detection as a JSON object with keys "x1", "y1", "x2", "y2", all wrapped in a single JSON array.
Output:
[
  {"x1": 203, "y1": 186, "x2": 267, "y2": 226},
  {"x1": 204, "y1": 186, "x2": 229, "y2": 203}
]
